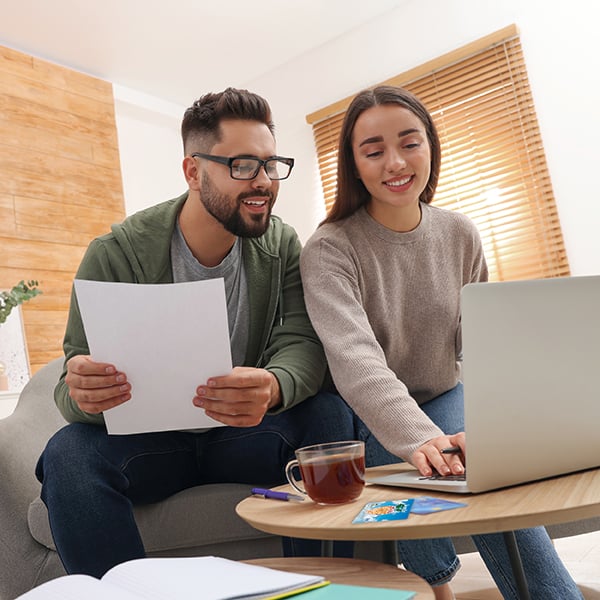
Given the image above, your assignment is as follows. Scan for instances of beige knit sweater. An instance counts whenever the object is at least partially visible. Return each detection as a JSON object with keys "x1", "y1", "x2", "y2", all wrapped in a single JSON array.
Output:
[{"x1": 300, "y1": 203, "x2": 488, "y2": 461}]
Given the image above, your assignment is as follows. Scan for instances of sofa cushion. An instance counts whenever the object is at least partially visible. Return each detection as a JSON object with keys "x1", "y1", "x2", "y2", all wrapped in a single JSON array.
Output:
[{"x1": 29, "y1": 483, "x2": 275, "y2": 554}]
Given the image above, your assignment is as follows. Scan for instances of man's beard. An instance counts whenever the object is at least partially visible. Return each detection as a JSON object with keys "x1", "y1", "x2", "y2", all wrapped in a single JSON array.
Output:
[{"x1": 200, "y1": 172, "x2": 274, "y2": 238}]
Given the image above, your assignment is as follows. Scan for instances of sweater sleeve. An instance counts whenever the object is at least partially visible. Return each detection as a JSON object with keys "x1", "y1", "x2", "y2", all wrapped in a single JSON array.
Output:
[{"x1": 300, "y1": 233, "x2": 443, "y2": 461}]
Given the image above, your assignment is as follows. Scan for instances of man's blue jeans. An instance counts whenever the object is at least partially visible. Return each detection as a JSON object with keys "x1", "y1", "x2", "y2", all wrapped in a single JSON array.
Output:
[
  {"x1": 36, "y1": 391, "x2": 356, "y2": 578},
  {"x1": 356, "y1": 383, "x2": 582, "y2": 599}
]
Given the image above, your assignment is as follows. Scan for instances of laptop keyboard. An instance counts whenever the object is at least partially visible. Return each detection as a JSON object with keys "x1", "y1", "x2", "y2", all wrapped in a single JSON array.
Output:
[{"x1": 419, "y1": 473, "x2": 467, "y2": 481}]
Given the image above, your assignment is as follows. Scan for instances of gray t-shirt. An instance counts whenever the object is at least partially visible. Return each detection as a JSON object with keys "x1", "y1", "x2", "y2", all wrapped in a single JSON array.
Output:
[{"x1": 171, "y1": 222, "x2": 249, "y2": 367}]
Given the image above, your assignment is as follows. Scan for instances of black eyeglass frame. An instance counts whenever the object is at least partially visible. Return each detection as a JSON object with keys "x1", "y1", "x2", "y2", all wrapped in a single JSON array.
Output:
[{"x1": 191, "y1": 152, "x2": 295, "y2": 180}]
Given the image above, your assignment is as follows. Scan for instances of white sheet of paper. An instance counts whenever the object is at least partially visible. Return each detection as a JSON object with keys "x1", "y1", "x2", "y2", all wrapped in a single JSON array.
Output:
[{"x1": 74, "y1": 279, "x2": 232, "y2": 434}]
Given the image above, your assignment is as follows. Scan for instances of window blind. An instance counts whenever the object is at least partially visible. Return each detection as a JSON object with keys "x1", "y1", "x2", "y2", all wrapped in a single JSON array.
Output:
[{"x1": 307, "y1": 26, "x2": 569, "y2": 281}]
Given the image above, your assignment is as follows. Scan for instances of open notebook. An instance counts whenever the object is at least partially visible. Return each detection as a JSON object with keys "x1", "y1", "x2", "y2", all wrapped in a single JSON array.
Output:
[
  {"x1": 368, "y1": 275, "x2": 600, "y2": 494},
  {"x1": 15, "y1": 556, "x2": 327, "y2": 600}
]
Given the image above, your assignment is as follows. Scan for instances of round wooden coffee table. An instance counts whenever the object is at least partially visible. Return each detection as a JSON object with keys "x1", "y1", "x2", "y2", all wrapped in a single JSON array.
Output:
[
  {"x1": 237, "y1": 463, "x2": 600, "y2": 599},
  {"x1": 244, "y1": 557, "x2": 434, "y2": 598},
  {"x1": 238, "y1": 464, "x2": 600, "y2": 541}
]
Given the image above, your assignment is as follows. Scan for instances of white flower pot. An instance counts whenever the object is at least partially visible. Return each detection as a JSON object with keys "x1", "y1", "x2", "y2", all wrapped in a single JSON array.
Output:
[{"x1": 0, "y1": 306, "x2": 31, "y2": 392}]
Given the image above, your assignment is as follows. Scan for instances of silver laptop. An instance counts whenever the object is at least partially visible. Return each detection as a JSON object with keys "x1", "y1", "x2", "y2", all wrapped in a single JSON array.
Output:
[{"x1": 368, "y1": 275, "x2": 600, "y2": 494}]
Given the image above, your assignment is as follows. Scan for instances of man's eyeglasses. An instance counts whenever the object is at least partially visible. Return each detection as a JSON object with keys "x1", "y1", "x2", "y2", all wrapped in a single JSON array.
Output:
[{"x1": 191, "y1": 152, "x2": 294, "y2": 181}]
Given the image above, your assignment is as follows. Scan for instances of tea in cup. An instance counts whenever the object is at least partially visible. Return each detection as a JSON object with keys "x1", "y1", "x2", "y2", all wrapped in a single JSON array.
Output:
[{"x1": 285, "y1": 440, "x2": 365, "y2": 505}]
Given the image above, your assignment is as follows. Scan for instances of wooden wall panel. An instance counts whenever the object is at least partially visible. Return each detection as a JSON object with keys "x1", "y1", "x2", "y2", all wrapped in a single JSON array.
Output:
[{"x1": 0, "y1": 44, "x2": 125, "y2": 375}]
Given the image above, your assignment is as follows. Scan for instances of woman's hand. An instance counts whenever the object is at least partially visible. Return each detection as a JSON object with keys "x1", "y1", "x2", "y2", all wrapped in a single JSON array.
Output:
[{"x1": 410, "y1": 432, "x2": 466, "y2": 477}]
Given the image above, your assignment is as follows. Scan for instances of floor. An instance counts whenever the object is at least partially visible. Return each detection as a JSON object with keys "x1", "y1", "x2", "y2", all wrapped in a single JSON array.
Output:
[{"x1": 451, "y1": 530, "x2": 600, "y2": 599}]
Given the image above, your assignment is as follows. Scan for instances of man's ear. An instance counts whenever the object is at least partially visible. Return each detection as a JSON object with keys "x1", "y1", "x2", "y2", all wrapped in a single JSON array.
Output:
[{"x1": 183, "y1": 155, "x2": 201, "y2": 190}]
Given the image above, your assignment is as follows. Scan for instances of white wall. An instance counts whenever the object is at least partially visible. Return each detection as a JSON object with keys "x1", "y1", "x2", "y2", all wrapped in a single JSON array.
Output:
[
  {"x1": 113, "y1": 85, "x2": 187, "y2": 215},
  {"x1": 115, "y1": 0, "x2": 600, "y2": 275}
]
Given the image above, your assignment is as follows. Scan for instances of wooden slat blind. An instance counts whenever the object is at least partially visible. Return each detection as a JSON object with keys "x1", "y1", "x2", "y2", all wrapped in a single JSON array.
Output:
[{"x1": 307, "y1": 27, "x2": 569, "y2": 282}]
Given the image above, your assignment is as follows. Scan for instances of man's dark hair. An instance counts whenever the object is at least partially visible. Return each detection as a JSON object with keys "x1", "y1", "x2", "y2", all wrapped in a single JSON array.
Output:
[{"x1": 181, "y1": 87, "x2": 274, "y2": 154}]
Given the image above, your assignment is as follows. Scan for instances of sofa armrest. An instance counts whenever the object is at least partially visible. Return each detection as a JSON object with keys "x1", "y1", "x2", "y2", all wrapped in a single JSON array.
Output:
[{"x1": 0, "y1": 358, "x2": 66, "y2": 598}]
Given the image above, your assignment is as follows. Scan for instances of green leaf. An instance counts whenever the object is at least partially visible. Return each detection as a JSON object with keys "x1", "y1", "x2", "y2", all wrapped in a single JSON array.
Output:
[{"x1": 0, "y1": 280, "x2": 43, "y2": 325}]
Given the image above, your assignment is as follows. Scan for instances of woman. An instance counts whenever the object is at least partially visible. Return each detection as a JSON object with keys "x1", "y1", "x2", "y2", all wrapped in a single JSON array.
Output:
[{"x1": 300, "y1": 86, "x2": 581, "y2": 599}]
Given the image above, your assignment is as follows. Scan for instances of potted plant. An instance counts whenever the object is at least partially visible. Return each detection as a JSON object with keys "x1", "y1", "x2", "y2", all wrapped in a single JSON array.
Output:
[
  {"x1": 0, "y1": 280, "x2": 42, "y2": 325},
  {"x1": 0, "y1": 280, "x2": 42, "y2": 391}
]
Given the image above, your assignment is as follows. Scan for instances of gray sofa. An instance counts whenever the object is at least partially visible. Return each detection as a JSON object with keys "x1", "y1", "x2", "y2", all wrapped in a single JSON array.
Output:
[{"x1": 2, "y1": 358, "x2": 599, "y2": 599}]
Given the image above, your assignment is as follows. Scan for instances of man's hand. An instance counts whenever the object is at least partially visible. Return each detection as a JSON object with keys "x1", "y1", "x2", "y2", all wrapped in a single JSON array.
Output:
[
  {"x1": 193, "y1": 367, "x2": 281, "y2": 427},
  {"x1": 65, "y1": 355, "x2": 131, "y2": 414},
  {"x1": 410, "y1": 432, "x2": 466, "y2": 477}
]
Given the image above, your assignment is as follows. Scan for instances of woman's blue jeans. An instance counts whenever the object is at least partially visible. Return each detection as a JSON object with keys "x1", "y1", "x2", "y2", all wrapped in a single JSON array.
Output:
[{"x1": 356, "y1": 383, "x2": 582, "y2": 598}]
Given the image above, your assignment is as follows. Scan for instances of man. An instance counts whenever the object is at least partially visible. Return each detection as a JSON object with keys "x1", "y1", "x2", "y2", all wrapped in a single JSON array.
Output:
[{"x1": 36, "y1": 88, "x2": 352, "y2": 578}]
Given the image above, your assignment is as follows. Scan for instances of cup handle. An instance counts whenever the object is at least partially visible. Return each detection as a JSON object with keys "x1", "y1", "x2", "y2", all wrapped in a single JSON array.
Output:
[{"x1": 285, "y1": 459, "x2": 307, "y2": 496}]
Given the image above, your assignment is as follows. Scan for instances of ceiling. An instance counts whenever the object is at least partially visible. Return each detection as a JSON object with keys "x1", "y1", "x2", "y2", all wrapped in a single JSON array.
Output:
[{"x1": 0, "y1": 0, "x2": 404, "y2": 107}]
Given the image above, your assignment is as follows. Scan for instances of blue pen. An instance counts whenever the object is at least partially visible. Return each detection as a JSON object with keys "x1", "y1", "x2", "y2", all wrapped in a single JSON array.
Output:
[{"x1": 251, "y1": 487, "x2": 305, "y2": 502}]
